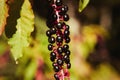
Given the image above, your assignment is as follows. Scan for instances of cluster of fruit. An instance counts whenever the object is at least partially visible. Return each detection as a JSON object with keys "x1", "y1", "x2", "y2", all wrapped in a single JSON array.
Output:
[{"x1": 46, "y1": 0, "x2": 71, "y2": 79}]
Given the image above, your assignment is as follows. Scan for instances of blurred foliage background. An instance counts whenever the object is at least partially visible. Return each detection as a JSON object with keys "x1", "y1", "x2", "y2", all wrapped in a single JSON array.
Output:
[{"x1": 0, "y1": 0, "x2": 120, "y2": 80}]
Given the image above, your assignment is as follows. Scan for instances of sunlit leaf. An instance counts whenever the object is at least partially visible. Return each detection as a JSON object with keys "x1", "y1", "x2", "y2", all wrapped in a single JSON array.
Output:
[
  {"x1": 79, "y1": 0, "x2": 89, "y2": 12},
  {"x1": 0, "y1": 0, "x2": 9, "y2": 35},
  {"x1": 8, "y1": 0, "x2": 34, "y2": 60}
]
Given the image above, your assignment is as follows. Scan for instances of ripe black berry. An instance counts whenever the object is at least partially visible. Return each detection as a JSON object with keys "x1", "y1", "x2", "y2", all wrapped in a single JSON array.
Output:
[
  {"x1": 51, "y1": 27, "x2": 56, "y2": 34},
  {"x1": 50, "y1": 52, "x2": 56, "y2": 59},
  {"x1": 63, "y1": 44, "x2": 69, "y2": 52},
  {"x1": 48, "y1": 36, "x2": 55, "y2": 44},
  {"x1": 67, "y1": 63, "x2": 71, "y2": 69},
  {"x1": 65, "y1": 58, "x2": 70, "y2": 64},
  {"x1": 65, "y1": 25, "x2": 69, "y2": 30},
  {"x1": 57, "y1": 47, "x2": 63, "y2": 54},
  {"x1": 54, "y1": 65, "x2": 60, "y2": 72},
  {"x1": 64, "y1": 29, "x2": 70, "y2": 37},
  {"x1": 56, "y1": 22, "x2": 63, "y2": 29},
  {"x1": 46, "y1": 30, "x2": 51, "y2": 37},
  {"x1": 65, "y1": 37, "x2": 70, "y2": 43},
  {"x1": 52, "y1": 13, "x2": 58, "y2": 21},
  {"x1": 64, "y1": 5, "x2": 68, "y2": 12},
  {"x1": 63, "y1": 14, "x2": 69, "y2": 21},
  {"x1": 56, "y1": 36, "x2": 63, "y2": 43},
  {"x1": 59, "y1": 5, "x2": 68, "y2": 15},
  {"x1": 48, "y1": 44, "x2": 53, "y2": 51},
  {"x1": 63, "y1": 55, "x2": 69, "y2": 60},
  {"x1": 55, "y1": 0, "x2": 62, "y2": 6},
  {"x1": 54, "y1": 74, "x2": 60, "y2": 80},
  {"x1": 65, "y1": 50, "x2": 70, "y2": 56},
  {"x1": 50, "y1": 56, "x2": 55, "y2": 62},
  {"x1": 57, "y1": 59, "x2": 63, "y2": 65}
]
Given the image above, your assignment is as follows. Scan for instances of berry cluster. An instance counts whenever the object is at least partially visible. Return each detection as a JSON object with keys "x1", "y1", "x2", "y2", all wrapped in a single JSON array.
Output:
[{"x1": 46, "y1": 0, "x2": 71, "y2": 80}]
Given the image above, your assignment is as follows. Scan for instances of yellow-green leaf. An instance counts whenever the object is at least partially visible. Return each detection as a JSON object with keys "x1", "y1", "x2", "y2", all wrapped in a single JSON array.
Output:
[
  {"x1": 79, "y1": 0, "x2": 89, "y2": 12},
  {"x1": 8, "y1": 0, "x2": 34, "y2": 60},
  {"x1": 0, "y1": 0, "x2": 9, "y2": 35}
]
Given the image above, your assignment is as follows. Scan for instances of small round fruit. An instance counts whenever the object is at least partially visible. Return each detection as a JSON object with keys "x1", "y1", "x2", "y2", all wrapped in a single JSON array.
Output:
[
  {"x1": 64, "y1": 29, "x2": 70, "y2": 37},
  {"x1": 54, "y1": 74, "x2": 59, "y2": 80},
  {"x1": 50, "y1": 56, "x2": 55, "y2": 62},
  {"x1": 54, "y1": 65, "x2": 60, "y2": 72},
  {"x1": 51, "y1": 13, "x2": 58, "y2": 21},
  {"x1": 65, "y1": 37, "x2": 70, "y2": 43},
  {"x1": 56, "y1": 36, "x2": 63, "y2": 43},
  {"x1": 56, "y1": 22, "x2": 62, "y2": 29},
  {"x1": 65, "y1": 50, "x2": 70, "y2": 56},
  {"x1": 55, "y1": 0, "x2": 62, "y2": 6},
  {"x1": 57, "y1": 47, "x2": 63, "y2": 54},
  {"x1": 65, "y1": 58, "x2": 70, "y2": 64},
  {"x1": 63, "y1": 44, "x2": 69, "y2": 52},
  {"x1": 59, "y1": 5, "x2": 68, "y2": 15},
  {"x1": 63, "y1": 14, "x2": 69, "y2": 21},
  {"x1": 51, "y1": 27, "x2": 56, "y2": 34},
  {"x1": 65, "y1": 25, "x2": 70, "y2": 30},
  {"x1": 48, "y1": 36, "x2": 55, "y2": 44},
  {"x1": 63, "y1": 55, "x2": 69, "y2": 60},
  {"x1": 67, "y1": 63, "x2": 71, "y2": 69},
  {"x1": 46, "y1": 30, "x2": 51, "y2": 37},
  {"x1": 50, "y1": 52, "x2": 56, "y2": 59},
  {"x1": 64, "y1": 5, "x2": 68, "y2": 12},
  {"x1": 57, "y1": 59, "x2": 63, "y2": 65},
  {"x1": 48, "y1": 44, "x2": 53, "y2": 51}
]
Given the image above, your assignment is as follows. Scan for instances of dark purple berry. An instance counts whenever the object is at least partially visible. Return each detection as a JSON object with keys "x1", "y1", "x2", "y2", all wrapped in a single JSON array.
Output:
[
  {"x1": 64, "y1": 29, "x2": 70, "y2": 37},
  {"x1": 50, "y1": 52, "x2": 56, "y2": 59},
  {"x1": 65, "y1": 58, "x2": 70, "y2": 64},
  {"x1": 57, "y1": 47, "x2": 63, "y2": 54},
  {"x1": 65, "y1": 37, "x2": 70, "y2": 43},
  {"x1": 63, "y1": 14, "x2": 69, "y2": 21},
  {"x1": 65, "y1": 50, "x2": 70, "y2": 56},
  {"x1": 52, "y1": 13, "x2": 58, "y2": 21},
  {"x1": 54, "y1": 74, "x2": 59, "y2": 80},
  {"x1": 46, "y1": 30, "x2": 51, "y2": 37},
  {"x1": 57, "y1": 59, "x2": 63, "y2": 65},
  {"x1": 56, "y1": 22, "x2": 63, "y2": 29},
  {"x1": 63, "y1": 44, "x2": 69, "y2": 52},
  {"x1": 63, "y1": 55, "x2": 69, "y2": 60},
  {"x1": 67, "y1": 63, "x2": 71, "y2": 69},
  {"x1": 55, "y1": 0, "x2": 62, "y2": 6},
  {"x1": 51, "y1": 27, "x2": 56, "y2": 34},
  {"x1": 59, "y1": 5, "x2": 68, "y2": 15},
  {"x1": 54, "y1": 65, "x2": 60, "y2": 72},
  {"x1": 50, "y1": 56, "x2": 55, "y2": 62},
  {"x1": 64, "y1": 5, "x2": 68, "y2": 12},
  {"x1": 48, "y1": 44, "x2": 53, "y2": 51},
  {"x1": 56, "y1": 36, "x2": 63, "y2": 43},
  {"x1": 48, "y1": 36, "x2": 55, "y2": 44},
  {"x1": 65, "y1": 25, "x2": 69, "y2": 30}
]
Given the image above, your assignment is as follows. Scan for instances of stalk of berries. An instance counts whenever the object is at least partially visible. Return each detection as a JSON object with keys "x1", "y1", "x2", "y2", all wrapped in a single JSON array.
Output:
[{"x1": 46, "y1": 0, "x2": 71, "y2": 80}]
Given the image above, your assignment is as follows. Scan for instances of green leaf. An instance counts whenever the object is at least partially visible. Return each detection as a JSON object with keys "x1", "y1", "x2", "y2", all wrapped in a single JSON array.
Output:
[
  {"x1": 79, "y1": 0, "x2": 89, "y2": 12},
  {"x1": 0, "y1": 0, "x2": 9, "y2": 35},
  {"x1": 24, "y1": 59, "x2": 37, "y2": 80},
  {"x1": 8, "y1": 0, "x2": 34, "y2": 60}
]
